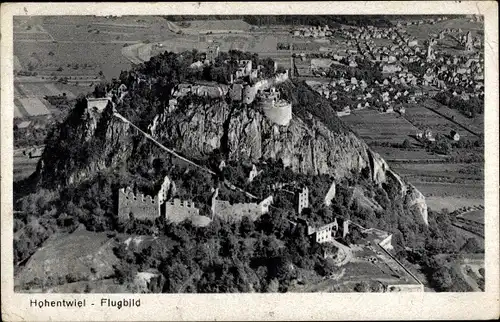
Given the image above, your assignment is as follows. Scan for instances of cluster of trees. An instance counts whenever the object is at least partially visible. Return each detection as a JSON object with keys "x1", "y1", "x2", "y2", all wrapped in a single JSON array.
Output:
[
  {"x1": 424, "y1": 134, "x2": 483, "y2": 156},
  {"x1": 162, "y1": 15, "x2": 391, "y2": 28},
  {"x1": 370, "y1": 139, "x2": 413, "y2": 149},
  {"x1": 112, "y1": 212, "x2": 339, "y2": 293},
  {"x1": 278, "y1": 80, "x2": 349, "y2": 134},
  {"x1": 14, "y1": 125, "x2": 50, "y2": 148},
  {"x1": 434, "y1": 92, "x2": 484, "y2": 118}
]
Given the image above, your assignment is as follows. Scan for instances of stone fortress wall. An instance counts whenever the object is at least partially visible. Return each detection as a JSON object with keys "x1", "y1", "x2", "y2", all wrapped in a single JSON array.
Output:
[
  {"x1": 117, "y1": 175, "x2": 208, "y2": 225},
  {"x1": 118, "y1": 187, "x2": 159, "y2": 222},
  {"x1": 210, "y1": 188, "x2": 273, "y2": 222},
  {"x1": 164, "y1": 198, "x2": 200, "y2": 223},
  {"x1": 261, "y1": 98, "x2": 292, "y2": 126}
]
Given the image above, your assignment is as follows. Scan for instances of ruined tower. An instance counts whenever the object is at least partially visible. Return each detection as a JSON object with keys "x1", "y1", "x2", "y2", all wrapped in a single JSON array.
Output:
[
  {"x1": 426, "y1": 38, "x2": 436, "y2": 61},
  {"x1": 297, "y1": 186, "x2": 309, "y2": 214},
  {"x1": 465, "y1": 31, "x2": 474, "y2": 52}
]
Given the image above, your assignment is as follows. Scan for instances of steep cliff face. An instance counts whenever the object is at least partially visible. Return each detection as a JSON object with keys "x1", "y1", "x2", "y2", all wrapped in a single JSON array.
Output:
[
  {"x1": 35, "y1": 91, "x2": 428, "y2": 224},
  {"x1": 36, "y1": 104, "x2": 133, "y2": 188},
  {"x1": 151, "y1": 100, "x2": 427, "y2": 224},
  {"x1": 154, "y1": 101, "x2": 368, "y2": 179}
]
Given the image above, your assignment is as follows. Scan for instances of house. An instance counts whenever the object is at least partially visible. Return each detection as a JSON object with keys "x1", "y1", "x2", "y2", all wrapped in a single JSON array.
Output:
[
  {"x1": 424, "y1": 129, "x2": 435, "y2": 142},
  {"x1": 206, "y1": 43, "x2": 220, "y2": 62},
  {"x1": 15, "y1": 120, "x2": 32, "y2": 130},
  {"x1": 450, "y1": 130, "x2": 460, "y2": 141}
]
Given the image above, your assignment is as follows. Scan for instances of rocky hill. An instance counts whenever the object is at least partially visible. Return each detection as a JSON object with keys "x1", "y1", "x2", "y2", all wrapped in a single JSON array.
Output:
[{"x1": 32, "y1": 79, "x2": 428, "y2": 225}]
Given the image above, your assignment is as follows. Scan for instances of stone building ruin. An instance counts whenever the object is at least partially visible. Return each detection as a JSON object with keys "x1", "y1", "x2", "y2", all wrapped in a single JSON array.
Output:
[
  {"x1": 297, "y1": 186, "x2": 309, "y2": 214},
  {"x1": 465, "y1": 31, "x2": 474, "y2": 52},
  {"x1": 210, "y1": 187, "x2": 273, "y2": 222},
  {"x1": 306, "y1": 217, "x2": 350, "y2": 244},
  {"x1": 118, "y1": 187, "x2": 160, "y2": 222},
  {"x1": 86, "y1": 97, "x2": 112, "y2": 113},
  {"x1": 117, "y1": 175, "x2": 207, "y2": 225}
]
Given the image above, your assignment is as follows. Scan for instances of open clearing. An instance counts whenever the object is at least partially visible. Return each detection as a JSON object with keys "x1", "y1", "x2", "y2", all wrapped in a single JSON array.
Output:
[
  {"x1": 458, "y1": 209, "x2": 484, "y2": 225},
  {"x1": 18, "y1": 98, "x2": 51, "y2": 116},
  {"x1": 413, "y1": 182, "x2": 483, "y2": 212},
  {"x1": 13, "y1": 154, "x2": 39, "y2": 181},
  {"x1": 15, "y1": 40, "x2": 132, "y2": 79},
  {"x1": 14, "y1": 83, "x2": 52, "y2": 116},
  {"x1": 391, "y1": 162, "x2": 483, "y2": 181},
  {"x1": 404, "y1": 100, "x2": 478, "y2": 139},
  {"x1": 15, "y1": 228, "x2": 120, "y2": 290},
  {"x1": 342, "y1": 109, "x2": 420, "y2": 144}
]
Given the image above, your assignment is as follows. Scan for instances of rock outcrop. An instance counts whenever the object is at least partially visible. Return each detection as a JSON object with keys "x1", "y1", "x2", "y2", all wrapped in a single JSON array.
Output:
[{"x1": 34, "y1": 84, "x2": 428, "y2": 225}]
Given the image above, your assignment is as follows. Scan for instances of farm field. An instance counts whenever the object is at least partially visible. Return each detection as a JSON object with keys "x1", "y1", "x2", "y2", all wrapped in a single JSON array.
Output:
[
  {"x1": 423, "y1": 99, "x2": 483, "y2": 135},
  {"x1": 14, "y1": 41, "x2": 132, "y2": 79},
  {"x1": 13, "y1": 154, "x2": 39, "y2": 181},
  {"x1": 391, "y1": 162, "x2": 484, "y2": 181},
  {"x1": 179, "y1": 19, "x2": 252, "y2": 34},
  {"x1": 458, "y1": 209, "x2": 484, "y2": 225},
  {"x1": 53, "y1": 83, "x2": 93, "y2": 99},
  {"x1": 412, "y1": 182, "x2": 483, "y2": 212},
  {"x1": 403, "y1": 102, "x2": 478, "y2": 140},
  {"x1": 13, "y1": 33, "x2": 53, "y2": 41},
  {"x1": 369, "y1": 146, "x2": 445, "y2": 161},
  {"x1": 14, "y1": 83, "x2": 52, "y2": 117},
  {"x1": 403, "y1": 17, "x2": 482, "y2": 43},
  {"x1": 13, "y1": 81, "x2": 90, "y2": 120},
  {"x1": 342, "y1": 109, "x2": 420, "y2": 144}
]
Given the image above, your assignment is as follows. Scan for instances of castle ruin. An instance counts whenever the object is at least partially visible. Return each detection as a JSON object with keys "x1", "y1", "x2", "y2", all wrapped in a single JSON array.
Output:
[
  {"x1": 164, "y1": 199, "x2": 200, "y2": 223},
  {"x1": 86, "y1": 97, "x2": 112, "y2": 113},
  {"x1": 324, "y1": 181, "x2": 336, "y2": 207},
  {"x1": 118, "y1": 187, "x2": 160, "y2": 222},
  {"x1": 465, "y1": 31, "x2": 474, "y2": 52},
  {"x1": 297, "y1": 186, "x2": 309, "y2": 214},
  {"x1": 260, "y1": 87, "x2": 293, "y2": 126},
  {"x1": 117, "y1": 175, "x2": 204, "y2": 225},
  {"x1": 307, "y1": 217, "x2": 350, "y2": 243},
  {"x1": 210, "y1": 188, "x2": 273, "y2": 222}
]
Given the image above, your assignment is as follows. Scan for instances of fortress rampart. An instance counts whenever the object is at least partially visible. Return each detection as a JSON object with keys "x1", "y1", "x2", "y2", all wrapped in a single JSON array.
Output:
[
  {"x1": 118, "y1": 187, "x2": 159, "y2": 222},
  {"x1": 261, "y1": 100, "x2": 292, "y2": 126},
  {"x1": 211, "y1": 188, "x2": 273, "y2": 222},
  {"x1": 164, "y1": 198, "x2": 200, "y2": 223}
]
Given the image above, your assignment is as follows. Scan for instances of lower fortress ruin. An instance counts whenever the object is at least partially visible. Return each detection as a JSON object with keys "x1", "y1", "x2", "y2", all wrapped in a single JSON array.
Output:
[
  {"x1": 117, "y1": 175, "x2": 210, "y2": 227},
  {"x1": 210, "y1": 188, "x2": 274, "y2": 222}
]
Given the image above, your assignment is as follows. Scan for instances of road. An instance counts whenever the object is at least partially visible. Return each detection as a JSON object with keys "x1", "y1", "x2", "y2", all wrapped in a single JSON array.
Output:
[
  {"x1": 331, "y1": 239, "x2": 353, "y2": 266},
  {"x1": 459, "y1": 261, "x2": 483, "y2": 291},
  {"x1": 114, "y1": 112, "x2": 215, "y2": 175}
]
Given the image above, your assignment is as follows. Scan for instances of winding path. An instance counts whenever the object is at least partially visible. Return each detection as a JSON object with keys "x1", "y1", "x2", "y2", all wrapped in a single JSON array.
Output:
[{"x1": 113, "y1": 112, "x2": 259, "y2": 200}]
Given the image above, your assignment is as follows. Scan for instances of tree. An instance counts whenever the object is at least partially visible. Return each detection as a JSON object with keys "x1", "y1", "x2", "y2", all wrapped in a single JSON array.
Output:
[
  {"x1": 239, "y1": 216, "x2": 254, "y2": 238},
  {"x1": 354, "y1": 281, "x2": 369, "y2": 292},
  {"x1": 432, "y1": 267, "x2": 453, "y2": 291},
  {"x1": 460, "y1": 237, "x2": 483, "y2": 254},
  {"x1": 401, "y1": 139, "x2": 411, "y2": 149},
  {"x1": 93, "y1": 83, "x2": 107, "y2": 98}
]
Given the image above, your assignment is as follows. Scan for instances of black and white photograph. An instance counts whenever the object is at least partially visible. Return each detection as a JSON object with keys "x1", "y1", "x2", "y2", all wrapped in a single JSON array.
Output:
[
  {"x1": 9, "y1": 12, "x2": 489, "y2": 293},
  {"x1": 1, "y1": 1, "x2": 499, "y2": 321}
]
